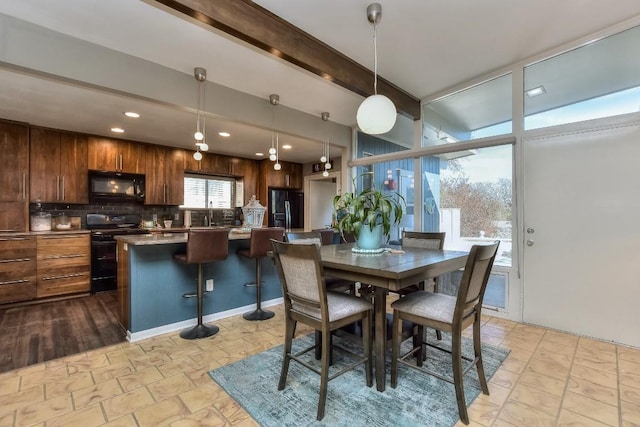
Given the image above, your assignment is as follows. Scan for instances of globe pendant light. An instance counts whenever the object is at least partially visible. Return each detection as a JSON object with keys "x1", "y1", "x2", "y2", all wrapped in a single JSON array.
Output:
[
  {"x1": 267, "y1": 94, "x2": 282, "y2": 170},
  {"x1": 193, "y1": 67, "x2": 209, "y2": 160},
  {"x1": 356, "y1": 3, "x2": 397, "y2": 135}
]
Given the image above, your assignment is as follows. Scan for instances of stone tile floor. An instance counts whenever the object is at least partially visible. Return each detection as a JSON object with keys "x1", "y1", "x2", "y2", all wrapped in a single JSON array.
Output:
[{"x1": 0, "y1": 303, "x2": 638, "y2": 426}]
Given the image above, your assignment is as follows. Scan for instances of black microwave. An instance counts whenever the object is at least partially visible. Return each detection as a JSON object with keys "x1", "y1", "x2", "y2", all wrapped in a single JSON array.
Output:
[{"x1": 89, "y1": 171, "x2": 145, "y2": 203}]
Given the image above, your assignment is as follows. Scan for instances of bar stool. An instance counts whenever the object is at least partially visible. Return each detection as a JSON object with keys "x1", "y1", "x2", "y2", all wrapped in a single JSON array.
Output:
[
  {"x1": 238, "y1": 227, "x2": 285, "y2": 321},
  {"x1": 174, "y1": 228, "x2": 229, "y2": 339}
]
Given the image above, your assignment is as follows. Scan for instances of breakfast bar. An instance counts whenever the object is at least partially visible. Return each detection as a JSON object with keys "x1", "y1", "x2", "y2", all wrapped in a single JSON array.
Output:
[{"x1": 115, "y1": 229, "x2": 283, "y2": 341}]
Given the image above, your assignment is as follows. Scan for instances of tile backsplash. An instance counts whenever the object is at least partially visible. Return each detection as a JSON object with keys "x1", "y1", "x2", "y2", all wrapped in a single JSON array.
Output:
[{"x1": 31, "y1": 203, "x2": 240, "y2": 229}]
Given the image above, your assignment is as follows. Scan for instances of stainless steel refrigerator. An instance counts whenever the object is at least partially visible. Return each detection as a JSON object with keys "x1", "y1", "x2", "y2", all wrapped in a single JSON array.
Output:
[{"x1": 268, "y1": 188, "x2": 304, "y2": 230}]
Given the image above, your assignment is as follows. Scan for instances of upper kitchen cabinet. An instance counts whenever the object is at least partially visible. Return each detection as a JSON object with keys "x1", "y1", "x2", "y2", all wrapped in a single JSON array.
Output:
[
  {"x1": 0, "y1": 121, "x2": 29, "y2": 232},
  {"x1": 260, "y1": 159, "x2": 302, "y2": 189},
  {"x1": 234, "y1": 157, "x2": 258, "y2": 204},
  {"x1": 88, "y1": 136, "x2": 145, "y2": 174},
  {"x1": 30, "y1": 128, "x2": 88, "y2": 204},
  {"x1": 145, "y1": 145, "x2": 184, "y2": 205},
  {"x1": 0, "y1": 121, "x2": 29, "y2": 203}
]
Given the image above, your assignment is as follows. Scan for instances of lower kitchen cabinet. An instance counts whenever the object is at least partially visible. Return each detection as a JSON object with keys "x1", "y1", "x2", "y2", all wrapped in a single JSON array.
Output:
[
  {"x1": 36, "y1": 233, "x2": 90, "y2": 298},
  {"x1": 0, "y1": 235, "x2": 36, "y2": 304}
]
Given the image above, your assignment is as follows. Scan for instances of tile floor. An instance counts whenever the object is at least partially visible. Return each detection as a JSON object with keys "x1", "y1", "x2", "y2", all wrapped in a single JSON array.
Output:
[{"x1": 0, "y1": 303, "x2": 639, "y2": 427}]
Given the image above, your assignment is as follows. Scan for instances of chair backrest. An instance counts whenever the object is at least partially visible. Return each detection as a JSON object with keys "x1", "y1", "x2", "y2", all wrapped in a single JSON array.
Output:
[
  {"x1": 402, "y1": 231, "x2": 446, "y2": 250},
  {"x1": 249, "y1": 227, "x2": 285, "y2": 258},
  {"x1": 455, "y1": 241, "x2": 500, "y2": 321},
  {"x1": 271, "y1": 240, "x2": 327, "y2": 318},
  {"x1": 312, "y1": 229, "x2": 335, "y2": 245},
  {"x1": 185, "y1": 228, "x2": 230, "y2": 263},
  {"x1": 285, "y1": 231, "x2": 321, "y2": 247}
]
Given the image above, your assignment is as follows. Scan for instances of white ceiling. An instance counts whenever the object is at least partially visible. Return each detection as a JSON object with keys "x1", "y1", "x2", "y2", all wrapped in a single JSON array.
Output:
[{"x1": 0, "y1": 0, "x2": 639, "y2": 163}]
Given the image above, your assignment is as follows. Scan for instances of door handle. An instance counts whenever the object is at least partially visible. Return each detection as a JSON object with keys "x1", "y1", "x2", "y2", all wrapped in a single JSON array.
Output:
[{"x1": 526, "y1": 239, "x2": 534, "y2": 246}]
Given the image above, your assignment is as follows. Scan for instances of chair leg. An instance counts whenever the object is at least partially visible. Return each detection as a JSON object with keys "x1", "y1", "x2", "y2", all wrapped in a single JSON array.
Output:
[
  {"x1": 243, "y1": 257, "x2": 275, "y2": 321},
  {"x1": 362, "y1": 310, "x2": 373, "y2": 387},
  {"x1": 390, "y1": 310, "x2": 402, "y2": 388},
  {"x1": 433, "y1": 281, "x2": 443, "y2": 341},
  {"x1": 278, "y1": 318, "x2": 296, "y2": 390},
  {"x1": 416, "y1": 325, "x2": 425, "y2": 367},
  {"x1": 317, "y1": 327, "x2": 331, "y2": 421},
  {"x1": 473, "y1": 316, "x2": 490, "y2": 395},
  {"x1": 451, "y1": 328, "x2": 469, "y2": 425},
  {"x1": 180, "y1": 264, "x2": 219, "y2": 340},
  {"x1": 314, "y1": 331, "x2": 333, "y2": 365}
]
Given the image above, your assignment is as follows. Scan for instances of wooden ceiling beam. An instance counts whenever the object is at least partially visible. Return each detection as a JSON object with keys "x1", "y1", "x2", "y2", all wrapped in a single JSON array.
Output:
[{"x1": 152, "y1": 0, "x2": 421, "y2": 120}]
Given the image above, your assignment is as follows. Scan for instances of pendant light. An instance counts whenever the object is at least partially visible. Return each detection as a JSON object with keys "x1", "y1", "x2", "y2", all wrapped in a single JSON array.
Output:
[
  {"x1": 267, "y1": 94, "x2": 282, "y2": 170},
  {"x1": 356, "y1": 3, "x2": 397, "y2": 135},
  {"x1": 321, "y1": 112, "x2": 331, "y2": 177},
  {"x1": 193, "y1": 67, "x2": 208, "y2": 161}
]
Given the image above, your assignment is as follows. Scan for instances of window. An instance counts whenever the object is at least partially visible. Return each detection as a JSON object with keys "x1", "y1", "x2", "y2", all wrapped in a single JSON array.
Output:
[
  {"x1": 181, "y1": 174, "x2": 235, "y2": 209},
  {"x1": 524, "y1": 24, "x2": 640, "y2": 130}
]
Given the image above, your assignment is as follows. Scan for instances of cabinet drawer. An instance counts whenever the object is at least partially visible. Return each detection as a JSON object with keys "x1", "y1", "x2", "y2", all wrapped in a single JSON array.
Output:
[
  {"x1": 37, "y1": 234, "x2": 89, "y2": 268},
  {"x1": 0, "y1": 257, "x2": 36, "y2": 282},
  {"x1": 36, "y1": 266, "x2": 90, "y2": 298},
  {"x1": 0, "y1": 235, "x2": 36, "y2": 259},
  {"x1": 0, "y1": 275, "x2": 36, "y2": 303}
]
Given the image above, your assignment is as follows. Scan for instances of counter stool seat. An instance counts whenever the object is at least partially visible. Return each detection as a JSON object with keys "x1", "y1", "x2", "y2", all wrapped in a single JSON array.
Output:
[
  {"x1": 174, "y1": 228, "x2": 229, "y2": 339},
  {"x1": 237, "y1": 227, "x2": 285, "y2": 321}
]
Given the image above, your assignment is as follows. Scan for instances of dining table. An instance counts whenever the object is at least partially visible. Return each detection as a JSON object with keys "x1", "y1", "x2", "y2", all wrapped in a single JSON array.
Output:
[{"x1": 320, "y1": 243, "x2": 469, "y2": 391}]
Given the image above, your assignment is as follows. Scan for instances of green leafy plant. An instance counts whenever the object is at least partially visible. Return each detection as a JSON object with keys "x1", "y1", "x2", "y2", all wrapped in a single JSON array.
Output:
[{"x1": 333, "y1": 176, "x2": 405, "y2": 243}]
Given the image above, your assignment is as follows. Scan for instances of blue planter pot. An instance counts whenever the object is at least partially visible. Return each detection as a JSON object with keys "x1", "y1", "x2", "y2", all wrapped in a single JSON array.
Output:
[{"x1": 356, "y1": 224, "x2": 383, "y2": 249}]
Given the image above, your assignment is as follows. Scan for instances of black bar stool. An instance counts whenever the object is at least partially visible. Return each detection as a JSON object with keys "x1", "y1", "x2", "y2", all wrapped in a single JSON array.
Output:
[
  {"x1": 238, "y1": 227, "x2": 284, "y2": 321},
  {"x1": 174, "y1": 228, "x2": 229, "y2": 339}
]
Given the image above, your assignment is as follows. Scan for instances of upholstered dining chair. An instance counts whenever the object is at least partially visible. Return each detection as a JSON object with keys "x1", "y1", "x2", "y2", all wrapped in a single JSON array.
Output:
[
  {"x1": 399, "y1": 231, "x2": 446, "y2": 341},
  {"x1": 389, "y1": 241, "x2": 500, "y2": 425},
  {"x1": 271, "y1": 239, "x2": 373, "y2": 421}
]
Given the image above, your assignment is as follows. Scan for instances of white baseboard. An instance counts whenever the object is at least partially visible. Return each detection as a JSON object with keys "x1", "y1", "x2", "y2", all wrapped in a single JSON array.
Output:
[{"x1": 126, "y1": 297, "x2": 284, "y2": 342}]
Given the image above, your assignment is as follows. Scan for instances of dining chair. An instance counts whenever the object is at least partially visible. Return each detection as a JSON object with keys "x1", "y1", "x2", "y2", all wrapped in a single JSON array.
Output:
[
  {"x1": 389, "y1": 241, "x2": 500, "y2": 425},
  {"x1": 271, "y1": 239, "x2": 373, "y2": 421},
  {"x1": 399, "y1": 231, "x2": 446, "y2": 340}
]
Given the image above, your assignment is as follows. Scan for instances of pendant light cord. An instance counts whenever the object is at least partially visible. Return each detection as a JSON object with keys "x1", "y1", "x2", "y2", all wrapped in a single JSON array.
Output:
[{"x1": 373, "y1": 23, "x2": 378, "y2": 95}]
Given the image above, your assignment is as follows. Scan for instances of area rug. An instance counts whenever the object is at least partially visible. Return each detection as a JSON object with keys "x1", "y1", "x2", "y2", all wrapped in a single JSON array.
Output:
[{"x1": 209, "y1": 332, "x2": 509, "y2": 426}]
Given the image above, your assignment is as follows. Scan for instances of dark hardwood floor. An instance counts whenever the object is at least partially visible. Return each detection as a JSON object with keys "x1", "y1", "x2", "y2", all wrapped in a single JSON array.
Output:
[{"x1": 0, "y1": 292, "x2": 126, "y2": 373}]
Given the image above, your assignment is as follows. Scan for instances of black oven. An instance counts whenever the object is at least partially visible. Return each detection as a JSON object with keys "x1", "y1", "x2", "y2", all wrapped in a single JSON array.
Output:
[{"x1": 87, "y1": 214, "x2": 148, "y2": 293}]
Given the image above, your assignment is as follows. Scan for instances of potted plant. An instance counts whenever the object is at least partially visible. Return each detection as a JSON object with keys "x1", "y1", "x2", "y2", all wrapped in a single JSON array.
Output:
[{"x1": 333, "y1": 176, "x2": 405, "y2": 250}]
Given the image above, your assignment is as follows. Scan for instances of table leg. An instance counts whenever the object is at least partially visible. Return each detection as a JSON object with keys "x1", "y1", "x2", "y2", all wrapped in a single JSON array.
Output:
[{"x1": 374, "y1": 286, "x2": 386, "y2": 391}]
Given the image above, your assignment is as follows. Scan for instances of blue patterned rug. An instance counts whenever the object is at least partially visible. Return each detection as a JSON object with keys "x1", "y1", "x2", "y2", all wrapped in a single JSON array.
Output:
[{"x1": 209, "y1": 331, "x2": 509, "y2": 426}]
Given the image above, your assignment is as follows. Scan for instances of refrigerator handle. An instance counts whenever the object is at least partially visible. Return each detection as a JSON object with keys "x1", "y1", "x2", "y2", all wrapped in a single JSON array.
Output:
[{"x1": 284, "y1": 200, "x2": 291, "y2": 230}]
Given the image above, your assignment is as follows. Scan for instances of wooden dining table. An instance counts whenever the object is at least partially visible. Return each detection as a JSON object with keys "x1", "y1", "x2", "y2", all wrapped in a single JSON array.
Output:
[{"x1": 320, "y1": 243, "x2": 468, "y2": 391}]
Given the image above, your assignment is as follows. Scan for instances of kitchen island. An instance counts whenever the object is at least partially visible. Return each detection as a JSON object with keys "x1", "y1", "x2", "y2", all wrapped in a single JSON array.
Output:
[{"x1": 115, "y1": 229, "x2": 283, "y2": 341}]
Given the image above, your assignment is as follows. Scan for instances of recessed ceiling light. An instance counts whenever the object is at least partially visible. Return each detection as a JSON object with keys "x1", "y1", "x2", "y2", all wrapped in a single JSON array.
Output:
[
  {"x1": 218, "y1": 132, "x2": 230, "y2": 137},
  {"x1": 525, "y1": 86, "x2": 546, "y2": 98},
  {"x1": 110, "y1": 127, "x2": 125, "y2": 133},
  {"x1": 282, "y1": 144, "x2": 292, "y2": 149},
  {"x1": 124, "y1": 111, "x2": 140, "y2": 118},
  {"x1": 255, "y1": 152, "x2": 264, "y2": 156}
]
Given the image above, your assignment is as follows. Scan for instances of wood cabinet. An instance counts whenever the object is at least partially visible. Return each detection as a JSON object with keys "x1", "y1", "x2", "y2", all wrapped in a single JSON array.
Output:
[
  {"x1": 145, "y1": 145, "x2": 184, "y2": 205},
  {"x1": 88, "y1": 136, "x2": 145, "y2": 174},
  {"x1": 0, "y1": 235, "x2": 36, "y2": 304},
  {"x1": 235, "y1": 157, "x2": 258, "y2": 204},
  {"x1": 36, "y1": 234, "x2": 90, "y2": 298},
  {"x1": 30, "y1": 128, "x2": 88, "y2": 204},
  {"x1": 257, "y1": 159, "x2": 303, "y2": 218},
  {"x1": 0, "y1": 121, "x2": 29, "y2": 232}
]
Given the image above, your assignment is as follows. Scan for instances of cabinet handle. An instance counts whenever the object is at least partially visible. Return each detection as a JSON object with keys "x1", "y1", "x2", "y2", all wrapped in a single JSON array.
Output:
[
  {"x1": 22, "y1": 173, "x2": 26, "y2": 200},
  {"x1": 0, "y1": 279, "x2": 30, "y2": 286},
  {"x1": 56, "y1": 175, "x2": 60, "y2": 200},
  {"x1": 40, "y1": 234, "x2": 85, "y2": 239},
  {"x1": 0, "y1": 237, "x2": 28, "y2": 241},
  {"x1": 120, "y1": 154, "x2": 123, "y2": 171},
  {"x1": 41, "y1": 272, "x2": 86, "y2": 281},
  {"x1": 163, "y1": 184, "x2": 167, "y2": 204},
  {"x1": 61, "y1": 176, "x2": 65, "y2": 201},
  {"x1": 115, "y1": 154, "x2": 118, "y2": 170},
  {"x1": 0, "y1": 258, "x2": 32, "y2": 263},
  {"x1": 42, "y1": 254, "x2": 85, "y2": 260}
]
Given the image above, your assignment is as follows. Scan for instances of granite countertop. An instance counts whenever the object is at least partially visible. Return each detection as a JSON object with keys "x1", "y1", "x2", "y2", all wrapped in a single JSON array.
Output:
[
  {"x1": 115, "y1": 229, "x2": 252, "y2": 245},
  {"x1": 0, "y1": 229, "x2": 90, "y2": 237}
]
